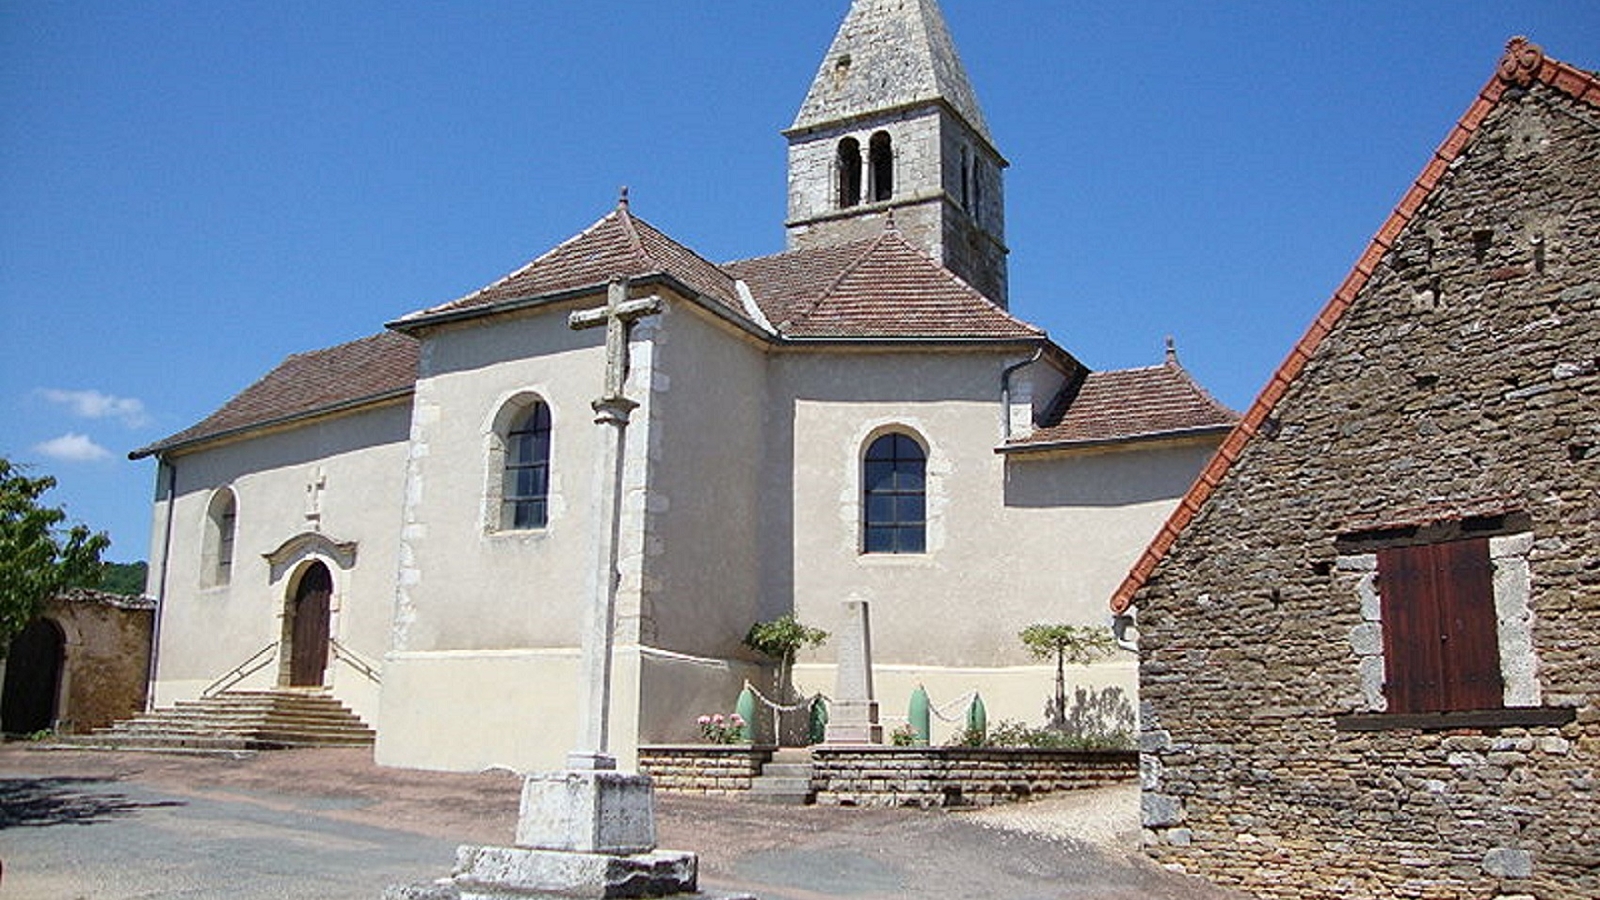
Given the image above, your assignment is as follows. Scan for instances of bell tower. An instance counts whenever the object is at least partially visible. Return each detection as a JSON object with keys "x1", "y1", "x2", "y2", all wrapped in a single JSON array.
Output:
[{"x1": 784, "y1": 0, "x2": 1009, "y2": 306}]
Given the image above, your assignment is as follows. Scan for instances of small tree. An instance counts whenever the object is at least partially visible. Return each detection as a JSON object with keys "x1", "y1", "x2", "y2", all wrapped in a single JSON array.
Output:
[
  {"x1": 744, "y1": 614, "x2": 828, "y2": 740},
  {"x1": 1019, "y1": 622, "x2": 1118, "y2": 732},
  {"x1": 0, "y1": 458, "x2": 109, "y2": 655}
]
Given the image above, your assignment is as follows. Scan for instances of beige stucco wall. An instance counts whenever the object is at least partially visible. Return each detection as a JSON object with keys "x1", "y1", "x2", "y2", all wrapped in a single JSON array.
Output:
[
  {"x1": 769, "y1": 348, "x2": 1215, "y2": 732},
  {"x1": 146, "y1": 399, "x2": 411, "y2": 726},
  {"x1": 378, "y1": 287, "x2": 681, "y2": 772}
]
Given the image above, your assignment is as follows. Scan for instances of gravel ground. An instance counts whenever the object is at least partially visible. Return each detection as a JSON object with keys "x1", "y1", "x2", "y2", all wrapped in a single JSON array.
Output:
[{"x1": 0, "y1": 744, "x2": 1245, "y2": 900}]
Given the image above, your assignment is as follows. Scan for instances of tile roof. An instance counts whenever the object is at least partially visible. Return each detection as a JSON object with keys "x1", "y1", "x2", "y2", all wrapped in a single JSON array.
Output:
[
  {"x1": 397, "y1": 200, "x2": 743, "y2": 326},
  {"x1": 1010, "y1": 355, "x2": 1238, "y2": 449},
  {"x1": 725, "y1": 229, "x2": 1043, "y2": 341},
  {"x1": 131, "y1": 330, "x2": 418, "y2": 459},
  {"x1": 1108, "y1": 38, "x2": 1600, "y2": 615}
]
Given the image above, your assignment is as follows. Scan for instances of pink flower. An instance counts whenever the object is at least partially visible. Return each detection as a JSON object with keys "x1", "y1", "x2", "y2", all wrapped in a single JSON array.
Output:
[
  {"x1": 730, "y1": 714, "x2": 745, "y2": 726},
  {"x1": 696, "y1": 715, "x2": 711, "y2": 725},
  {"x1": 712, "y1": 714, "x2": 725, "y2": 724}
]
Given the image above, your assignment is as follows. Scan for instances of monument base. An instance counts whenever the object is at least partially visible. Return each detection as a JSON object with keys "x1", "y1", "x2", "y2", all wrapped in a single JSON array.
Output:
[
  {"x1": 383, "y1": 768, "x2": 757, "y2": 899},
  {"x1": 824, "y1": 699, "x2": 882, "y2": 745}
]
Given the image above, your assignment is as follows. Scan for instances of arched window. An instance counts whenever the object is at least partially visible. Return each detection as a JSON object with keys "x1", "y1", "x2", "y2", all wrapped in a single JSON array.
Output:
[
  {"x1": 869, "y1": 131, "x2": 893, "y2": 202},
  {"x1": 862, "y1": 432, "x2": 925, "y2": 554},
  {"x1": 837, "y1": 138, "x2": 862, "y2": 208},
  {"x1": 203, "y1": 488, "x2": 237, "y2": 587},
  {"x1": 503, "y1": 401, "x2": 552, "y2": 530}
]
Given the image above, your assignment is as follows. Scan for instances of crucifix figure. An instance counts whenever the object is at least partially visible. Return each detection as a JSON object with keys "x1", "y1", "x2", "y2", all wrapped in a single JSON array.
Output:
[{"x1": 564, "y1": 274, "x2": 661, "y2": 770}]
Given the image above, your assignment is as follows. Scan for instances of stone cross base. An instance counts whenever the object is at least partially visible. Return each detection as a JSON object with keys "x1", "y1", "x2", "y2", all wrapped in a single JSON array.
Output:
[
  {"x1": 384, "y1": 769, "x2": 758, "y2": 900},
  {"x1": 824, "y1": 699, "x2": 882, "y2": 745}
]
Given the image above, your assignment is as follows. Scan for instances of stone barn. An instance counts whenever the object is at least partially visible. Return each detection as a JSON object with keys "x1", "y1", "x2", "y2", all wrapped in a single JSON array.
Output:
[
  {"x1": 1, "y1": 589, "x2": 155, "y2": 736},
  {"x1": 1111, "y1": 39, "x2": 1599, "y2": 899}
]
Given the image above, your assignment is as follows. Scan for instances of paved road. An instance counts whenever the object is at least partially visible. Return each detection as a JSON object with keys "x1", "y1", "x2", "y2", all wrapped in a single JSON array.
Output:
[{"x1": 0, "y1": 745, "x2": 1245, "y2": 900}]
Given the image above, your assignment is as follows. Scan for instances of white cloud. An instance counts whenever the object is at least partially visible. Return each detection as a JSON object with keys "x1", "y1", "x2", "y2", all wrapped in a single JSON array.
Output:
[
  {"x1": 33, "y1": 432, "x2": 113, "y2": 463},
  {"x1": 38, "y1": 388, "x2": 151, "y2": 428}
]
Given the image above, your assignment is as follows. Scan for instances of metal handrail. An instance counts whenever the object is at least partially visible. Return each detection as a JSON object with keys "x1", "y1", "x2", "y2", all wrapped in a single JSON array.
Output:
[
  {"x1": 329, "y1": 638, "x2": 382, "y2": 685},
  {"x1": 203, "y1": 642, "x2": 280, "y2": 697}
]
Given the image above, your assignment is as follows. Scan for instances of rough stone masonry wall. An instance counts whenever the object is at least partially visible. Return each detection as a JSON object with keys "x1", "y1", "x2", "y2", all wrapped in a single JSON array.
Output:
[{"x1": 1133, "y1": 81, "x2": 1599, "y2": 899}]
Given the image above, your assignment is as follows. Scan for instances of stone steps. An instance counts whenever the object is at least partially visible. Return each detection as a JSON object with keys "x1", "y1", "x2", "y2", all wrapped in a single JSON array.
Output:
[
  {"x1": 61, "y1": 689, "x2": 375, "y2": 753},
  {"x1": 746, "y1": 748, "x2": 816, "y2": 805}
]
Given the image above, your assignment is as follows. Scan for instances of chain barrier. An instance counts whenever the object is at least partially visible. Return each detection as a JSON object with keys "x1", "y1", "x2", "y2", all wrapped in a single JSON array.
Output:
[
  {"x1": 927, "y1": 689, "x2": 979, "y2": 723},
  {"x1": 742, "y1": 679, "x2": 827, "y2": 714}
]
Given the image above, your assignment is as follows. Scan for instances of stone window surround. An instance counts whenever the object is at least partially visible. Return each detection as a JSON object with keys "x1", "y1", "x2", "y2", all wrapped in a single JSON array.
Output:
[
  {"x1": 482, "y1": 389, "x2": 557, "y2": 537},
  {"x1": 200, "y1": 486, "x2": 237, "y2": 589},
  {"x1": 1336, "y1": 530, "x2": 1572, "y2": 731}
]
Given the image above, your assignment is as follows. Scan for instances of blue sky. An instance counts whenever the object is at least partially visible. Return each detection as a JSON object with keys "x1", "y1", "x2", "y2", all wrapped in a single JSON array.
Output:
[{"x1": 3, "y1": 2, "x2": 1597, "y2": 562}]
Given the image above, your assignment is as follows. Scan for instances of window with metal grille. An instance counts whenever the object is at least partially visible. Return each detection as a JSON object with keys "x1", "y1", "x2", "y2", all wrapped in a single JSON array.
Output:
[
  {"x1": 862, "y1": 432, "x2": 925, "y2": 554},
  {"x1": 503, "y1": 402, "x2": 552, "y2": 530},
  {"x1": 1377, "y1": 537, "x2": 1502, "y2": 713}
]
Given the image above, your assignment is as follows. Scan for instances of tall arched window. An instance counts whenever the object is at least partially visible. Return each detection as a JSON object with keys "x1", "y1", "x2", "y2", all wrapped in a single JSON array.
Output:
[
  {"x1": 203, "y1": 488, "x2": 237, "y2": 587},
  {"x1": 869, "y1": 131, "x2": 894, "y2": 202},
  {"x1": 504, "y1": 401, "x2": 552, "y2": 529},
  {"x1": 862, "y1": 432, "x2": 926, "y2": 554},
  {"x1": 837, "y1": 138, "x2": 862, "y2": 208}
]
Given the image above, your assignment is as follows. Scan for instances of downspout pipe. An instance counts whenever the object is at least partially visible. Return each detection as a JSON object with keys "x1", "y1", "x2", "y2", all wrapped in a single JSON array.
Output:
[
  {"x1": 999, "y1": 348, "x2": 1044, "y2": 442},
  {"x1": 143, "y1": 455, "x2": 177, "y2": 711}
]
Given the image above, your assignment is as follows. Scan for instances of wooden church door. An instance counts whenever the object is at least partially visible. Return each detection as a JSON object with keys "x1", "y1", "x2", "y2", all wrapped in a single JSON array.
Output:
[{"x1": 289, "y1": 562, "x2": 332, "y2": 687}]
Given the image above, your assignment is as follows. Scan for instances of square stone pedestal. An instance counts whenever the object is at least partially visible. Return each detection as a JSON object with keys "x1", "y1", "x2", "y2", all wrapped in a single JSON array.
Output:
[
  {"x1": 517, "y1": 770, "x2": 656, "y2": 854},
  {"x1": 383, "y1": 768, "x2": 755, "y2": 900},
  {"x1": 824, "y1": 699, "x2": 882, "y2": 745}
]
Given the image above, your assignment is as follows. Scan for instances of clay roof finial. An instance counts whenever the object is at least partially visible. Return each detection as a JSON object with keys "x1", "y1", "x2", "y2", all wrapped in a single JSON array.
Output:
[
  {"x1": 618, "y1": 185, "x2": 630, "y2": 211},
  {"x1": 1498, "y1": 37, "x2": 1544, "y2": 87},
  {"x1": 1165, "y1": 335, "x2": 1179, "y2": 364}
]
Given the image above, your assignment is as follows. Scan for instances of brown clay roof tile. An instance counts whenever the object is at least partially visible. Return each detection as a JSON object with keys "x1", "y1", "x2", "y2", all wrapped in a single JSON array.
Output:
[
  {"x1": 1014, "y1": 358, "x2": 1238, "y2": 448},
  {"x1": 400, "y1": 204, "x2": 743, "y2": 324},
  {"x1": 726, "y1": 230, "x2": 1042, "y2": 340},
  {"x1": 131, "y1": 330, "x2": 418, "y2": 458}
]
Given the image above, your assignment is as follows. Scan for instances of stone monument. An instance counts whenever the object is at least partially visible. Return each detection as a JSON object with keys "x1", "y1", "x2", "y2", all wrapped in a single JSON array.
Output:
[
  {"x1": 386, "y1": 267, "x2": 752, "y2": 900},
  {"x1": 824, "y1": 599, "x2": 882, "y2": 744}
]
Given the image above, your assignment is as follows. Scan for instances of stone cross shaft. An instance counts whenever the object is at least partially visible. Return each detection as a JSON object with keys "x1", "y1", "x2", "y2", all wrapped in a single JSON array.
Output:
[
  {"x1": 565, "y1": 276, "x2": 661, "y2": 770},
  {"x1": 569, "y1": 277, "x2": 664, "y2": 402}
]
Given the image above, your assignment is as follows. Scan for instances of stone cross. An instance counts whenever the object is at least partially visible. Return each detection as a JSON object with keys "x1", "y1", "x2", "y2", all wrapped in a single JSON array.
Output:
[
  {"x1": 569, "y1": 277, "x2": 664, "y2": 402},
  {"x1": 565, "y1": 275, "x2": 661, "y2": 770},
  {"x1": 303, "y1": 466, "x2": 326, "y2": 530}
]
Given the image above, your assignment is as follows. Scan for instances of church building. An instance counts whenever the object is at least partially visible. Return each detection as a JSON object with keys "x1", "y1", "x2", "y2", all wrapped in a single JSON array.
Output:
[{"x1": 133, "y1": 0, "x2": 1235, "y2": 772}]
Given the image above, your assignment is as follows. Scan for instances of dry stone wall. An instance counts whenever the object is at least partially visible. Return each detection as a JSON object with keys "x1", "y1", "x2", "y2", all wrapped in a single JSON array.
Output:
[{"x1": 1132, "y1": 77, "x2": 1599, "y2": 899}]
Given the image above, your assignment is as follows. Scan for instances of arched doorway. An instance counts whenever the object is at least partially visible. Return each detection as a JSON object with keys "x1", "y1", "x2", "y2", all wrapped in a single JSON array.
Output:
[
  {"x1": 2, "y1": 618, "x2": 65, "y2": 735},
  {"x1": 286, "y1": 562, "x2": 332, "y2": 687}
]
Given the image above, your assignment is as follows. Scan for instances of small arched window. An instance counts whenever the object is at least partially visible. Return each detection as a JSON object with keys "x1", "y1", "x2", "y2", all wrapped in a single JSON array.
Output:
[
  {"x1": 862, "y1": 432, "x2": 925, "y2": 554},
  {"x1": 503, "y1": 401, "x2": 553, "y2": 530},
  {"x1": 203, "y1": 488, "x2": 237, "y2": 587},
  {"x1": 837, "y1": 138, "x2": 862, "y2": 208},
  {"x1": 869, "y1": 131, "x2": 893, "y2": 202}
]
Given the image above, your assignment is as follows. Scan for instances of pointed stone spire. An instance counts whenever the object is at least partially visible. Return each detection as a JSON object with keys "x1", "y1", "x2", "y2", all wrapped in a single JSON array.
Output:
[
  {"x1": 784, "y1": 0, "x2": 1010, "y2": 306},
  {"x1": 791, "y1": 0, "x2": 991, "y2": 144}
]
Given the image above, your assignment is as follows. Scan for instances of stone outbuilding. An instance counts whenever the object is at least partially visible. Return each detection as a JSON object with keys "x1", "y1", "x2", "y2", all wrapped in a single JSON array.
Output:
[
  {"x1": 1, "y1": 589, "x2": 155, "y2": 736},
  {"x1": 1111, "y1": 39, "x2": 1599, "y2": 899}
]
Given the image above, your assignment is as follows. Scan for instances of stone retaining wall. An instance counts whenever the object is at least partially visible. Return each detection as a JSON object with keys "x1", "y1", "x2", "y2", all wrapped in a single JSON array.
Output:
[
  {"x1": 639, "y1": 744, "x2": 1137, "y2": 808},
  {"x1": 637, "y1": 745, "x2": 775, "y2": 795},
  {"x1": 812, "y1": 746, "x2": 1136, "y2": 808}
]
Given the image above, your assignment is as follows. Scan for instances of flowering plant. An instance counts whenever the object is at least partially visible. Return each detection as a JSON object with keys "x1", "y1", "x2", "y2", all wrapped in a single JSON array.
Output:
[{"x1": 696, "y1": 712, "x2": 747, "y2": 744}]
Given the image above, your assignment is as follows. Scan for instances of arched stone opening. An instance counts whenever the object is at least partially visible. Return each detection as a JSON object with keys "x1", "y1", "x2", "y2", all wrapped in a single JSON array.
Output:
[{"x1": 2, "y1": 618, "x2": 66, "y2": 734}]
